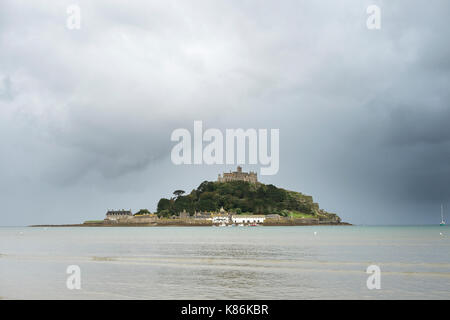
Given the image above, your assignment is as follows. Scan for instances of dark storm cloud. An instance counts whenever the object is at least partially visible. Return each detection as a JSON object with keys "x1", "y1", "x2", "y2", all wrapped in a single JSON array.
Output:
[{"x1": 0, "y1": 0, "x2": 449, "y2": 225}]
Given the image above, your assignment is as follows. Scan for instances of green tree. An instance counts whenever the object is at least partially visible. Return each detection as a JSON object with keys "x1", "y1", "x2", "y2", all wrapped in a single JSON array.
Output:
[
  {"x1": 174, "y1": 196, "x2": 194, "y2": 214},
  {"x1": 173, "y1": 190, "x2": 185, "y2": 198},
  {"x1": 156, "y1": 180, "x2": 327, "y2": 217},
  {"x1": 157, "y1": 198, "x2": 172, "y2": 213},
  {"x1": 134, "y1": 209, "x2": 151, "y2": 216},
  {"x1": 158, "y1": 209, "x2": 171, "y2": 218}
]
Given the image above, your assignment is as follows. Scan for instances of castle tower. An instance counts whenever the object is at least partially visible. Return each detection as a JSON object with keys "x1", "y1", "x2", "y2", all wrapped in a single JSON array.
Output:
[{"x1": 217, "y1": 166, "x2": 257, "y2": 183}]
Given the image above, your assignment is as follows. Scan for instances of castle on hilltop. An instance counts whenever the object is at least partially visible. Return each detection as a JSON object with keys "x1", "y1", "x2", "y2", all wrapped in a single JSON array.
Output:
[{"x1": 218, "y1": 166, "x2": 258, "y2": 183}]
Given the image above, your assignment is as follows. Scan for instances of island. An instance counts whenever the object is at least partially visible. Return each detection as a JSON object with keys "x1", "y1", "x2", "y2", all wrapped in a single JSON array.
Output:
[{"x1": 32, "y1": 166, "x2": 350, "y2": 227}]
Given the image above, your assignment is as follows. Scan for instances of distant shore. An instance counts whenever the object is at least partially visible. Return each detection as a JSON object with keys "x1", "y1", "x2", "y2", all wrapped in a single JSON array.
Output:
[{"x1": 30, "y1": 221, "x2": 351, "y2": 227}]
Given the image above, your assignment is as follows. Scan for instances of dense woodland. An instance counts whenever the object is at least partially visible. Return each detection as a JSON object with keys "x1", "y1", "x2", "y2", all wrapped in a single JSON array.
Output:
[{"x1": 156, "y1": 181, "x2": 322, "y2": 217}]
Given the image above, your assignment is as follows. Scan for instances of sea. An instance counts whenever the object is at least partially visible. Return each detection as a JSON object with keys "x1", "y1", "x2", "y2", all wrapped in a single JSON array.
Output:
[{"x1": 0, "y1": 226, "x2": 449, "y2": 299}]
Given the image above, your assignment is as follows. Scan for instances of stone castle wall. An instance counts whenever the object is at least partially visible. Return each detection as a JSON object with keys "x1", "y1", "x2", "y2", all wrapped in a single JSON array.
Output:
[{"x1": 218, "y1": 166, "x2": 257, "y2": 183}]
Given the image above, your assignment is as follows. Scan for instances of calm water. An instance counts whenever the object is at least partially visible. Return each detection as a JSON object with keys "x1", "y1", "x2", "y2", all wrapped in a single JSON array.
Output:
[{"x1": 0, "y1": 226, "x2": 449, "y2": 299}]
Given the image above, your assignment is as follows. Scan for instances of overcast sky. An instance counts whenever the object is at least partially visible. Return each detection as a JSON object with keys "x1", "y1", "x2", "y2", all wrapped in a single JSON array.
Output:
[{"x1": 1, "y1": 0, "x2": 449, "y2": 225}]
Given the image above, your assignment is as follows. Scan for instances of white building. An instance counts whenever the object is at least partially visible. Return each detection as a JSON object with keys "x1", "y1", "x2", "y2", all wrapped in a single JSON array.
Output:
[
  {"x1": 212, "y1": 216, "x2": 230, "y2": 224},
  {"x1": 231, "y1": 215, "x2": 265, "y2": 224}
]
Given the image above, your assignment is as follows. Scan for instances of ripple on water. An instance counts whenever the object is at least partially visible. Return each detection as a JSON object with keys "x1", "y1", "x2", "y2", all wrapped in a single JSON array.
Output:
[{"x1": 91, "y1": 256, "x2": 116, "y2": 262}]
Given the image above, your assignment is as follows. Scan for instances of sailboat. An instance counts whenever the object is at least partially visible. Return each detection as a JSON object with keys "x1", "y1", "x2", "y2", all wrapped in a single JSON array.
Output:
[{"x1": 440, "y1": 204, "x2": 446, "y2": 226}]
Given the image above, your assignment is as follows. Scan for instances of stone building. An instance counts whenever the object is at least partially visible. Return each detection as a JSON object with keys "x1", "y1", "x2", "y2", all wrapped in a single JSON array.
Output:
[
  {"x1": 179, "y1": 209, "x2": 190, "y2": 219},
  {"x1": 193, "y1": 211, "x2": 212, "y2": 220},
  {"x1": 218, "y1": 166, "x2": 257, "y2": 183},
  {"x1": 193, "y1": 207, "x2": 232, "y2": 221},
  {"x1": 105, "y1": 209, "x2": 133, "y2": 221}
]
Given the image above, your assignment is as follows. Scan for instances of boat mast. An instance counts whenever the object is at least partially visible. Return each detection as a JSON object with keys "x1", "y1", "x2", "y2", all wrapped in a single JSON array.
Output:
[{"x1": 442, "y1": 204, "x2": 445, "y2": 223}]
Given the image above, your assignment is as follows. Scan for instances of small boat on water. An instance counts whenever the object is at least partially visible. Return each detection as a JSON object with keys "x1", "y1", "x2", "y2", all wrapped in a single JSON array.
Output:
[{"x1": 440, "y1": 204, "x2": 446, "y2": 226}]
